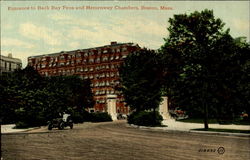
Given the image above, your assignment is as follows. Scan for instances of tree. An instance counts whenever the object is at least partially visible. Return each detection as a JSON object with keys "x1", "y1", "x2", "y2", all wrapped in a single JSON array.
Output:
[
  {"x1": 0, "y1": 66, "x2": 95, "y2": 126},
  {"x1": 160, "y1": 9, "x2": 249, "y2": 129},
  {"x1": 119, "y1": 49, "x2": 164, "y2": 114}
]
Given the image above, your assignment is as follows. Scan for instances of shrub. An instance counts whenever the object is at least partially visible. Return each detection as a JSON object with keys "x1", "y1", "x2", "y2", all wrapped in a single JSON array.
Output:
[
  {"x1": 71, "y1": 110, "x2": 94, "y2": 123},
  {"x1": 71, "y1": 112, "x2": 84, "y2": 123},
  {"x1": 127, "y1": 111, "x2": 138, "y2": 124},
  {"x1": 90, "y1": 112, "x2": 112, "y2": 122},
  {"x1": 15, "y1": 121, "x2": 30, "y2": 129},
  {"x1": 128, "y1": 111, "x2": 163, "y2": 127}
]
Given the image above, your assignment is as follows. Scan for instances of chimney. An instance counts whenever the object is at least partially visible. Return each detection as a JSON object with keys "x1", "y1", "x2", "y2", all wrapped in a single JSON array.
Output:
[
  {"x1": 8, "y1": 53, "x2": 13, "y2": 58},
  {"x1": 111, "y1": 41, "x2": 117, "y2": 45}
]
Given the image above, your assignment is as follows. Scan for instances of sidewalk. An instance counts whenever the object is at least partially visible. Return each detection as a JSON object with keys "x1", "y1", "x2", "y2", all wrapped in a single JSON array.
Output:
[
  {"x1": 162, "y1": 119, "x2": 250, "y2": 131},
  {"x1": 129, "y1": 119, "x2": 250, "y2": 137},
  {"x1": 1, "y1": 124, "x2": 38, "y2": 134}
]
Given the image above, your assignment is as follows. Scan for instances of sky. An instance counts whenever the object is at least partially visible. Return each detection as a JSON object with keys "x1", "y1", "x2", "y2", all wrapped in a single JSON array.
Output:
[{"x1": 1, "y1": 1, "x2": 249, "y2": 67}]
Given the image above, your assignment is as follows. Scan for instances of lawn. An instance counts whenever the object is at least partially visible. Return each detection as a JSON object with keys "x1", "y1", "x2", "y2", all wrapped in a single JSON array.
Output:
[
  {"x1": 192, "y1": 128, "x2": 250, "y2": 134},
  {"x1": 177, "y1": 118, "x2": 250, "y2": 125}
]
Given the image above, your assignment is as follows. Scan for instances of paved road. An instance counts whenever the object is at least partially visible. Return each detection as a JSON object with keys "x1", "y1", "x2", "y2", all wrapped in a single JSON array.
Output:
[{"x1": 2, "y1": 121, "x2": 250, "y2": 160}]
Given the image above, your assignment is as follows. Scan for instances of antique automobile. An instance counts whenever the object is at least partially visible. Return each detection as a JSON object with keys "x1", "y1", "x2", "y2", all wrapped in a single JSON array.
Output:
[{"x1": 48, "y1": 113, "x2": 73, "y2": 130}]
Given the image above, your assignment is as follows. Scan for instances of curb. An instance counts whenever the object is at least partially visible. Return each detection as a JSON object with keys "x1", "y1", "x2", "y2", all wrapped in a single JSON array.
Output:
[{"x1": 127, "y1": 124, "x2": 250, "y2": 137}]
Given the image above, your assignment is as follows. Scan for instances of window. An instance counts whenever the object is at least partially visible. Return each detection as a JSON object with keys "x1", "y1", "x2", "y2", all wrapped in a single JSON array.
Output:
[
  {"x1": 84, "y1": 53, "x2": 88, "y2": 57},
  {"x1": 41, "y1": 57, "x2": 46, "y2": 61},
  {"x1": 96, "y1": 58, "x2": 100, "y2": 63},
  {"x1": 95, "y1": 74, "x2": 99, "y2": 79},
  {"x1": 122, "y1": 55, "x2": 127, "y2": 59},
  {"x1": 106, "y1": 81, "x2": 110, "y2": 86},
  {"x1": 59, "y1": 62, "x2": 64, "y2": 66},
  {"x1": 95, "y1": 82, "x2": 99, "y2": 87},
  {"x1": 102, "y1": 57, "x2": 108, "y2": 62},
  {"x1": 101, "y1": 73, "x2": 105, "y2": 78},
  {"x1": 84, "y1": 75, "x2": 88, "y2": 79},
  {"x1": 77, "y1": 53, "x2": 81, "y2": 58},
  {"x1": 76, "y1": 59, "x2": 81, "y2": 64},
  {"x1": 122, "y1": 47, "x2": 127, "y2": 52},
  {"x1": 60, "y1": 55, "x2": 65, "y2": 60},
  {"x1": 89, "y1": 59, "x2": 94, "y2": 63},
  {"x1": 98, "y1": 50, "x2": 101, "y2": 55}
]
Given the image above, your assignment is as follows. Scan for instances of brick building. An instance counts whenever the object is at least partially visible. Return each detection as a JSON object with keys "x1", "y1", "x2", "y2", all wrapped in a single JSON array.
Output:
[{"x1": 28, "y1": 42, "x2": 140, "y2": 114}]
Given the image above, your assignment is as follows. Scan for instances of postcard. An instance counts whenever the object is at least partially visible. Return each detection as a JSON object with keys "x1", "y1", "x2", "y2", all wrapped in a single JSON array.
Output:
[{"x1": 1, "y1": 1, "x2": 249, "y2": 160}]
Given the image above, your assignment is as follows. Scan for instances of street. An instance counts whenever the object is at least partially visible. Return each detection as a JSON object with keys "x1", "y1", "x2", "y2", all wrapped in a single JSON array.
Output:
[{"x1": 2, "y1": 121, "x2": 250, "y2": 160}]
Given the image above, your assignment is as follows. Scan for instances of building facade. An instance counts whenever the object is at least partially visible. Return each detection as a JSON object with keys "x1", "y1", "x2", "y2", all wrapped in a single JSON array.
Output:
[
  {"x1": 28, "y1": 42, "x2": 140, "y2": 114},
  {"x1": 0, "y1": 53, "x2": 22, "y2": 73}
]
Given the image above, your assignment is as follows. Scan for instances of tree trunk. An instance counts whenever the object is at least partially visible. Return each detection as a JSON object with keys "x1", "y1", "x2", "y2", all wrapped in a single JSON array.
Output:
[
  {"x1": 203, "y1": 82, "x2": 209, "y2": 130},
  {"x1": 153, "y1": 107, "x2": 156, "y2": 125},
  {"x1": 204, "y1": 102, "x2": 209, "y2": 130}
]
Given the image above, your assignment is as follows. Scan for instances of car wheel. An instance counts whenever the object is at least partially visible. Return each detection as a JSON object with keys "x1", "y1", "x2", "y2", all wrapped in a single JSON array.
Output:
[
  {"x1": 58, "y1": 122, "x2": 64, "y2": 130},
  {"x1": 48, "y1": 124, "x2": 53, "y2": 130}
]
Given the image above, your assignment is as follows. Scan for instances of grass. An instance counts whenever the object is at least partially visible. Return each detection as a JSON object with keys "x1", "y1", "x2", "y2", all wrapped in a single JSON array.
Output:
[
  {"x1": 192, "y1": 128, "x2": 250, "y2": 134},
  {"x1": 177, "y1": 118, "x2": 218, "y2": 124},
  {"x1": 177, "y1": 118, "x2": 250, "y2": 125}
]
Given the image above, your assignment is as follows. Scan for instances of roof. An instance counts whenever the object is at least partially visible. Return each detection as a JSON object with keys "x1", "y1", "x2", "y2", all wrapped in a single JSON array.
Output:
[{"x1": 28, "y1": 42, "x2": 138, "y2": 59}]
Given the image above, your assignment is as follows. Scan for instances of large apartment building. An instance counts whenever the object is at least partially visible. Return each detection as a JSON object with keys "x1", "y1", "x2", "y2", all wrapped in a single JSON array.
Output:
[
  {"x1": 28, "y1": 42, "x2": 141, "y2": 114},
  {"x1": 0, "y1": 53, "x2": 22, "y2": 74}
]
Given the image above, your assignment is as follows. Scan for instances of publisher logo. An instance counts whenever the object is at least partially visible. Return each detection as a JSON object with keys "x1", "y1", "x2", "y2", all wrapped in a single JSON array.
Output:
[{"x1": 217, "y1": 147, "x2": 225, "y2": 154}]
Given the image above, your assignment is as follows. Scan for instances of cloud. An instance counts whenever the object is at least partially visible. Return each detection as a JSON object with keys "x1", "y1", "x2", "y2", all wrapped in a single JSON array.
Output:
[
  {"x1": 49, "y1": 13, "x2": 72, "y2": 21},
  {"x1": 49, "y1": 13, "x2": 168, "y2": 49},
  {"x1": 68, "y1": 42, "x2": 80, "y2": 49},
  {"x1": 1, "y1": 38, "x2": 34, "y2": 49},
  {"x1": 232, "y1": 19, "x2": 249, "y2": 31},
  {"x1": 19, "y1": 22, "x2": 62, "y2": 46},
  {"x1": 2, "y1": 23, "x2": 14, "y2": 30}
]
